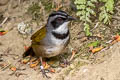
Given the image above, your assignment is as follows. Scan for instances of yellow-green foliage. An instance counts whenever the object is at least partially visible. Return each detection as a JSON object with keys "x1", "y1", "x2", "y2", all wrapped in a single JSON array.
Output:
[
  {"x1": 99, "y1": 0, "x2": 114, "y2": 24},
  {"x1": 74, "y1": 0, "x2": 114, "y2": 36}
]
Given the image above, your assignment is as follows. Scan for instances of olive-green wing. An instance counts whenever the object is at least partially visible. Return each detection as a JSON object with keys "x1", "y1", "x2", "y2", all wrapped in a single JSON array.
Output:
[{"x1": 31, "y1": 26, "x2": 46, "y2": 42}]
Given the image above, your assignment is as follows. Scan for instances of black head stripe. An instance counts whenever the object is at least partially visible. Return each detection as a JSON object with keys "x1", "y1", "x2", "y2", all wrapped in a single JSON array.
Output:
[
  {"x1": 52, "y1": 30, "x2": 69, "y2": 39},
  {"x1": 49, "y1": 10, "x2": 68, "y2": 18}
]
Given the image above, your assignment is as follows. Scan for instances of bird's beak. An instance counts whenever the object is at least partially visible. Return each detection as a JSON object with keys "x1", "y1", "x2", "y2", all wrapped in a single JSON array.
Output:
[{"x1": 67, "y1": 15, "x2": 76, "y2": 21}]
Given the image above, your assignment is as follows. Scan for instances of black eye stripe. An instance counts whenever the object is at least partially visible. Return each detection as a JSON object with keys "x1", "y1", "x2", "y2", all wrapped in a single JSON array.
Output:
[
  {"x1": 56, "y1": 17, "x2": 66, "y2": 21},
  {"x1": 51, "y1": 17, "x2": 66, "y2": 29},
  {"x1": 57, "y1": 18, "x2": 62, "y2": 21}
]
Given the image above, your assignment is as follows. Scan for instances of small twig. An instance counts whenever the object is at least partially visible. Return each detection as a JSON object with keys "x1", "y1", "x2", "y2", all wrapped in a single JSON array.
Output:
[
  {"x1": 1, "y1": 60, "x2": 12, "y2": 71},
  {"x1": 0, "y1": 17, "x2": 8, "y2": 27},
  {"x1": 91, "y1": 22, "x2": 99, "y2": 31},
  {"x1": 1, "y1": 63, "x2": 11, "y2": 71},
  {"x1": 15, "y1": 72, "x2": 27, "y2": 77}
]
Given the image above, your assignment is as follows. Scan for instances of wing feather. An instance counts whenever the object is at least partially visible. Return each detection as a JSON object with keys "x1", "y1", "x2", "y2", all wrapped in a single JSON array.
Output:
[{"x1": 31, "y1": 26, "x2": 46, "y2": 42}]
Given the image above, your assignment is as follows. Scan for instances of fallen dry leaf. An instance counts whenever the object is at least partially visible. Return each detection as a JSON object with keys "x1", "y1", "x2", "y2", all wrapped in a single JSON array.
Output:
[
  {"x1": 89, "y1": 46, "x2": 93, "y2": 51},
  {"x1": 111, "y1": 35, "x2": 120, "y2": 44},
  {"x1": 47, "y1": 60, "x2": 55, "y2": 65},
  {"x1": 96, "y1": 33, "x2": 102, "y2": 38},
  {"x1": 10, "y1": 66, "x2": 16, "y2": 71},
  {"x1": 0, "y1": 30, "x2": 7, "y2": 36},
  {"x1": 80, "y1": 37, "x2": 88, "y2": 42},
  {"x1": 60, "y1": 63, "x2": 66, "y2": 68},
  {"x1": 0, "y1": 63, "x2": 6, "y2": 68},
  {"x1": 111, "y1": 40, "x2": 117, "y2": 44},
  {"x1": 42, "y1": 61, "x2": 50, "y2": 69},
  {"x1": 115, "y1": 35, "x2": 120, "y2": 41},
  {"x1": 30, "y1": 57, "x2": 38, "y2": 62},
  {"x1": 22, "y1": 56, "x2": 30, "y2": 64},
  {"x1": 49, "y1": 68, "x2": 55, "y2": 73},
  {"x1": 91, "y1": 46, "x2": 103, "y2": 53},
  {"x1": 30, "y1": 60, "x2": 39, "y2": 68}
]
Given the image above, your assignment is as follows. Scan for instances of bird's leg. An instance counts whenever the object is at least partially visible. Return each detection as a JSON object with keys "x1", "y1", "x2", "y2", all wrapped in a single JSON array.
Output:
[
  {"x1": 60, "y1": 48, "x2": 77, "y2": 67},
  {"x1": 69, "y1": 50, "x2": 76, "y2": 61},
  {"x1": 39, "y1": 57, "x2": 50, "y2": 78},
  {"x1": 59, "y1": 55, "x2": 70, "y2": 67},
  {"x1": 68, "y1": 44, "x2": 77, "y2": 62}
]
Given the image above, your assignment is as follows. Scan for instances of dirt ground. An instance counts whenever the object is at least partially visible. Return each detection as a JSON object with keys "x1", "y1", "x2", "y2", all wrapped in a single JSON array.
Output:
[{"x1": 0, "y1": 0, "x2": 120, "y2": 80}]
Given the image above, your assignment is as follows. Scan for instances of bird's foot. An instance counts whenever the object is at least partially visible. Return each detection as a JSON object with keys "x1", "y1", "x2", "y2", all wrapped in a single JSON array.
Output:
[
  {"x1": 40, "y1": 65, "x2": 50, "y2": 78},
  {"x1": 69, "y1": 49, "x2": 77, "y2": 61},
  {"x1": 60, "y1": 58, "x2": 70, "y2": 67}
]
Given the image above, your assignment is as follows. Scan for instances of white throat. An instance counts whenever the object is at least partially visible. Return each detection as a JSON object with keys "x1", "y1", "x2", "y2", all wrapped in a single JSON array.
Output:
[{"x1": 53, "y1": 22, "x2": 69, "y2": 34}]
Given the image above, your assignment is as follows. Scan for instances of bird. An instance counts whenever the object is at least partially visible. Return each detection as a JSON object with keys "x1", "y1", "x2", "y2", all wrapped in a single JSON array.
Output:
[{"x1": 23, "y1": 10, "x2": 75, "y2": 77}]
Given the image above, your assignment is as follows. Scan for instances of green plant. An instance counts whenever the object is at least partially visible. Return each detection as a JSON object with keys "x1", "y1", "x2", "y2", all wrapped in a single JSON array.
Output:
[
  {"x1": 99, "y1": 0, "x2": 114, "y2": 24},
  {"x1": 27, "y1": 1, "x2": 53, "y2": 23},
  {"x1": 74, "y1": 0, "x2": 115, "y2": 36},
  {"x1": 27, "y1": 2, "x2": 41, "y2": 21}
]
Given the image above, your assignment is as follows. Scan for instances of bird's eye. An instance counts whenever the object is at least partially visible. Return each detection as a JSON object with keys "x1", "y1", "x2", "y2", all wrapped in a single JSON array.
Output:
[{"x1": 57, "y1": 18, "x2": 63, "y2": 21}]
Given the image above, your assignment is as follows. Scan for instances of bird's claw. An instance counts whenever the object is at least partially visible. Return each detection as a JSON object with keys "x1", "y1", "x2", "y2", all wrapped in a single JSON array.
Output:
[
  {"x1": 40, "y1": 66, "x2": 50, "y2": 78},
  {"x1": 60, "y1": 59, "x2": 70, "y2": 67}
]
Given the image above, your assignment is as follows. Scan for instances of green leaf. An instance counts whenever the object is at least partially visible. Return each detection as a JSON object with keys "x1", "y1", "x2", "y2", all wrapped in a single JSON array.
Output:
[
  {"x1": 80, "y1": 15, "x2": 86, "y2": 21},
  {"x1": 76, "y1": 10, "x2": 86, "y2": 16},
  {"x1": 76, "y1": 5, "x2": 86, "y2": 9},
  {"x1": 87, "y1": 1, "x2": 95, "y2": 7},
  {"x1": 105, "y1": 0, "x2": 114, "y2": 13},
  {"x1": 86, "y1": 11, "x2": 90, "y2": 17},
  {"x1": 86, "y1": 8, "x2": 96, "y2": 16},
  {"x1": 86, "y1": 17, "x2": 91, "y2": 23},
  {"x1": 104, "y1": 13, "x2": 111, "y2": 24},
  {"x1": 74, "y1": 0, "x2": 86, "y2": 4},
  {"x1": 84, "y1": 23, "x2": 92, "y2": 36},
  {"x1": 99, "y1": 0, "x2": 107, "y2": 2},
  {"x1": 76, "y1": 11, "x2": 82, "y2": 16},
  {"x1": 99, "y1": 11, "x2": 105, "y2": 21},
  {"x1": 118, "y1": 32, "x2": 120, "y2": 35},
  {"x1": 89, "y1": 9, "x2": 96, "y2": 16},
  {"x1": 91, "y1": 0, "x2": 97, "y2": 2},
  {"x1": 88, "y1": 41, "x2": 100, "y2": 47}
]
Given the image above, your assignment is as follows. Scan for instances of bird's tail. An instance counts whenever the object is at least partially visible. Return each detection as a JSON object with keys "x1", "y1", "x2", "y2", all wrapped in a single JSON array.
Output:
[{"x1": 23, "y1": 46, "x2": 35, "y2": 57}]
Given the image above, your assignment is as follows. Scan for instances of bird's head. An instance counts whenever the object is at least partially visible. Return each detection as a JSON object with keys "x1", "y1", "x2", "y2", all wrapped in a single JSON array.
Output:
[{"x1": 47, "y1": 10, "x2": 75, "y2": 31}]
